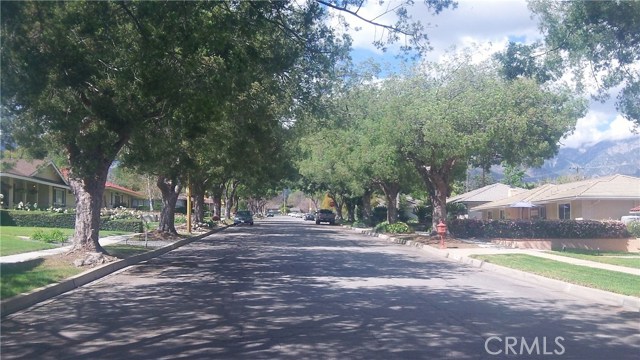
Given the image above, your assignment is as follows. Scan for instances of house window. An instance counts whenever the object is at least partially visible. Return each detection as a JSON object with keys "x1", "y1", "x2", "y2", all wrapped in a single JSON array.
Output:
[
  {"x1": 487, "y1": 211, "x2": 493, "y2": 220},
  {"x1": 53, "y1": 188, "x2": 66, "y2": 207},
  {"x1": 559, "y1": 203, "x2": 571, "y2": 220},
  {"x1": 537, "y1": 207, "x2": 547, "y2": 220},
  {"x1": 499, "y1": 210, "x2": 505, "y2": 220}
]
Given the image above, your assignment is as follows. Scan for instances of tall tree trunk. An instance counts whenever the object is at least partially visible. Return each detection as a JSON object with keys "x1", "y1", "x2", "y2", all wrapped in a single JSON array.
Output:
[
  {"x1": 224, "y1": 180, "x2": 240, "y2": 220},
  {"x1": 191, "y1": 180, "x2": 206, "y2": 224},
  {"x1": 211, "y1": 182, "x2": 224, "y2": 218},
  {"x1": 410, "y1": 156, "x2": 455, "y2": 231},
  {"x1": 328, "y1": 192, "x2": 344, "y2": 220},
  {"x1": 157, "y1": 175, "x2": 181, "y2": 234},
  {"x1": 344, "y1": 196, "x2": 357, "y2": 223},
  {"x1": 361, "y1": 188, "x2": 373, "y2": 224},
  {"x1": 146, "y1": 175, "x2": 154, "y2": 212},
  {"x1": 378, "y1": 181, "x2": 400, "y2": 224},
  {"x1": 68, "y1": 169, "x2": 110, "y2": 254}
]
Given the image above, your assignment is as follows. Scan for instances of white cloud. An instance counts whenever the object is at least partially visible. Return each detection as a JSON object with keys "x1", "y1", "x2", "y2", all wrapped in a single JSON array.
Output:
[
  {"x1": 334, "y1": 0, "x2": 540, "y2": 58},
  {"x1": 330, "y1": 0, "x2": 637, "y2": 148},
  {"x1": 562, "y1": 111, "x2": 638, "y2": 149}
]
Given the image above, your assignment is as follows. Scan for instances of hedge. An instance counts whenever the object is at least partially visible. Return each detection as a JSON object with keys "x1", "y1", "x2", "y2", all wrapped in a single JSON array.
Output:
[
  {"x1": 1, "y1": 210, "x2": 142, "y2": 233},
  {"x1": 448, "y1": 219, "x2": 630, "y2": 239},
  {"x1": 1, "y1": 210, "x2": 75, "y2": 228}
]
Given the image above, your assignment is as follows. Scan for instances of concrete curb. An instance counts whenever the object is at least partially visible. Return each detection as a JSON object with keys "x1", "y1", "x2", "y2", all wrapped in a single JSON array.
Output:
[
  {"x1": 1, "y1": 226, "x2": 229, "y2": 318},
  {"x1": 346, "y1": 226, "x2": 640, "y2": 311}
]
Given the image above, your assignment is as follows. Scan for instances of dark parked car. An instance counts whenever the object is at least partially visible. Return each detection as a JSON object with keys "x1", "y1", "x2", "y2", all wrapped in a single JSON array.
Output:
[
  {"x1": 234, "y1": 210, "x2": 254, "y2": 225},
  {"x1": 315, "y1": 209, "x2": 335, "y2": 225},
  {"x1": 303, "y1": 213, "x2": 315, "y2": 221}
]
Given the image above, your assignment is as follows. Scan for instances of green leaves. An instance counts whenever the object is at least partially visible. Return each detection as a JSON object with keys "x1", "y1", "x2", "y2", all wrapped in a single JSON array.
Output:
[{"x1": 528, "y1": 0, "x2": 640, "y2": 125}]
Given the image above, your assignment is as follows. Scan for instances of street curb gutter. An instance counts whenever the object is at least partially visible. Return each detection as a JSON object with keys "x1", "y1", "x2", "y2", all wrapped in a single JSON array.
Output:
[
  {"x1": 347, "y1": 226, "x2": 640, "y2": 312},
  {"x1": 1, "y1": 226, "x2": 229, "y2": 318}
]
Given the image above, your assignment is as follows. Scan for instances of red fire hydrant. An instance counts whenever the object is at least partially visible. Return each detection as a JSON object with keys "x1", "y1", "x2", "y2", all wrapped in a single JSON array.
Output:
[{"x1": 436, "y1": 220, "x2": 447, "y2": 249}]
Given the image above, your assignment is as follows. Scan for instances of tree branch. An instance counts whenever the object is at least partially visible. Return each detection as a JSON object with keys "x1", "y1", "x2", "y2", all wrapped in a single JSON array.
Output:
[{"x1": 316, "y1": 0, "x2": 415, "y2": 36}]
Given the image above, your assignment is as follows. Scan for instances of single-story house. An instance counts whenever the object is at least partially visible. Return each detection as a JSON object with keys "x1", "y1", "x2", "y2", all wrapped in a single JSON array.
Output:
[
  {"x1": 470, "y1": 174, "x2": 640, "y2": 221},
  {"x1": 448, "y1": 183, "x2": 526, "y2": 219},
  {"x1": 1, "y1": 158, "x2": 147, "y2": 210}
]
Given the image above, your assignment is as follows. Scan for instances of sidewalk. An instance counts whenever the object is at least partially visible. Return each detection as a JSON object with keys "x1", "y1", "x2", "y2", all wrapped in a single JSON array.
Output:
[
  {"x1": 350, "y1": 226, "x2": 640, "y2": 311},
  {"x1": 0, "y1": 234, "x2": 136, "y2": 264}
]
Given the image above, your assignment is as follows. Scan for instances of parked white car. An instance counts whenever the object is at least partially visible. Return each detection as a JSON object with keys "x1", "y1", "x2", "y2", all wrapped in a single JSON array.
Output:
[{"x1": 621, "y1": 215, "x2": 640, "y2": 225}]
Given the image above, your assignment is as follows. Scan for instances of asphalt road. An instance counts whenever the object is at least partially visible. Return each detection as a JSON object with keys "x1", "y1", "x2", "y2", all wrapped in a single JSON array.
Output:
[{"x1": 1, "y1": 217, "x2": 638, "y2": 359}]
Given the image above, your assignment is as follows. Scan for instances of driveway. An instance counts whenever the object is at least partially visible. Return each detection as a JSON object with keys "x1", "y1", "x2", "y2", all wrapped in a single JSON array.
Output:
[{"x1": 1, "y1": 218, "x2": 638, "y2": 359}]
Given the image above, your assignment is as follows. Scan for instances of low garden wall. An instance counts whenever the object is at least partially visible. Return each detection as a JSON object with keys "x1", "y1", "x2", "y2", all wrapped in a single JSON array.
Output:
[{"x1": 491, "y1": 237, "x2": 640, "y2": 252}]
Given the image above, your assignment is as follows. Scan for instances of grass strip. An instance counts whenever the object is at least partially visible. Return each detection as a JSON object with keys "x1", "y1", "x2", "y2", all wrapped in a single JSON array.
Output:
[
  {"x1": 471, "y1": 254, "x2": 640, "y2": 297},
  {"x1": 0, "y1": 243, "x2": 150, "y2": 300},
  {"x1": 548, "y1": 251, "x2": 640, "y2": 269},
  {"x1": 0, "y1": 257, "x2": 83, "y2": 300},
  {"x1": 0, "y1": 227, "x2": 132, "y2": 256}
]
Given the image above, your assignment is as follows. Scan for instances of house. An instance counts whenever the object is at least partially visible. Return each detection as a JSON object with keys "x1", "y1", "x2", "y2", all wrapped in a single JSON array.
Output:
[
  {"x1": 1, "y1": 158, "x2": 74, "y2": 210},
  {"x1": 1, "y1": 158, "x2": 146, "y2": 210},
  {"x1": 470, "y1": 174, "x2": 640, "y2": 221},
  {"x1": 448, "y1": 183, "x2": 526, "y2": 219}
]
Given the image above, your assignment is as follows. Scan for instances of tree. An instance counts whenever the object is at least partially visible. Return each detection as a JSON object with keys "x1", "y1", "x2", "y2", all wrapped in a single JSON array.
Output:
[
  {"x1": 2, "y1": 1, "x2": 181, "y2": 254},
  {"x1": 385, "y1": 56, "x2": 586, "y2": 229},
  {"x1": 528, "y1": 0, "x2": 640, "y2": 126},
  {"x1": 2, "y1": 0, "x2": 456, "y2": 255}
]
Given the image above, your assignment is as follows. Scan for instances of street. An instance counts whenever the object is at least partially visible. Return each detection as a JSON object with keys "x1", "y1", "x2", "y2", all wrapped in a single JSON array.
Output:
[{"x1": 1, "y1": 217, "x2": 638, "y2": 359}]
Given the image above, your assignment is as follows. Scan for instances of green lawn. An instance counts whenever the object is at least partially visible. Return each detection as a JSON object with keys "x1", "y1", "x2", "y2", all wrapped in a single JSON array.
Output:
[
  {"x1": 549, "y1": 250, "x2": 640, "y2": 269},
  {"x1": 0, "y1": 243, "x2": 149, "y2": 300},
  {"x1": 0, "y1": 257, "x2": 83, "y2": 299},
  {"x1": 0, "y1": 226, "x2": 132, "y2": 256},
  {"x1": 471, "y1": 254, "x2": 640, "y2": 297}
]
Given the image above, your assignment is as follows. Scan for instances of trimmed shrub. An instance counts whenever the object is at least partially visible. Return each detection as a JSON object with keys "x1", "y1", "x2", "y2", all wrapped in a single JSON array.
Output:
[
  {"x1": 100, "y1": 218, "x2": 143, "y2": 233},
  {"x1": 351, "y1": 221, "x2": 368, "y2": 228},
  {"x1": 0, "y1": 210, "x2": 75, "y2": 228},
  {"x1": 372, "y1": 206, "x2": 388, "y2": 224},
  {"x1": 449, "y1": 219, "x2": 629, "y2": 239},
  {"x1": 374, "y1": 221, "x2": 412, "y2": 234},
  {"x1": 627, "y1": 221, "x2": 640, "y2": 238},
  {"x1": 31, "y1": 229, "x2": 67, "y2": 244},
  {"x1": 1, "y1": 210, "x2": 141, "y2": 232}
]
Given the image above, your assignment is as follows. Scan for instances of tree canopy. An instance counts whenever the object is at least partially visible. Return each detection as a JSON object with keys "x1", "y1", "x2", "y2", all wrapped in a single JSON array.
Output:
[{"x1": 528, "y1": 0, "x2": 640, "y2": 125}]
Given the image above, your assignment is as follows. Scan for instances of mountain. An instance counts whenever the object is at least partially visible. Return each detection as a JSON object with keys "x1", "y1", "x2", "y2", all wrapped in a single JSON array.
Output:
[{"x1": 524, "y1": 137, "x2": 640, "y2": 181}]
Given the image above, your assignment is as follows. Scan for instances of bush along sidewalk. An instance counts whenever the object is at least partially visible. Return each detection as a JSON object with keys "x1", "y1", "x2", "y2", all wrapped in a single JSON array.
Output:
[{"x1": 448, "y1": 219, "x2": 631, "y2": 239}]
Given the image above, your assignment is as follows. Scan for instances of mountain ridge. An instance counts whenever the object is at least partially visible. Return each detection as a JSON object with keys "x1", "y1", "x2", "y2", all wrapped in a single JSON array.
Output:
[{"x1": 524, "y1": 137, "x2": 640, "y2": 181}]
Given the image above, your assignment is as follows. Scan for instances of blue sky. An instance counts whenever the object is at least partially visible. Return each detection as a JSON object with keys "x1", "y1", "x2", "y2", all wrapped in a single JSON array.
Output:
[{"x1": 331, "y1": 0, "x2": 638, "y2": 149}]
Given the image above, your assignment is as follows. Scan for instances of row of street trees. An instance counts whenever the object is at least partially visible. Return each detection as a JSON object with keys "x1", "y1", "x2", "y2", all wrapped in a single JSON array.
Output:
[
  {"x1": 1, "y1": 0, "x2": 636, "y2": 254},
  {"x1": 297, "y1": 53, "x2": 587, "y2": 229},
  {"x1": 1, "y1": 1, "x2": 351, "y2": 254},
  {"x1": 1, "y1": 0, "x2": 457, "y2": 256}
]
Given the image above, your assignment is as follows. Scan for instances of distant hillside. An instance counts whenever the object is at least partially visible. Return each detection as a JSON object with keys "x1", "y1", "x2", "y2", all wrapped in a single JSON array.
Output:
[{"x1": 524, "y1": 137, "x2": 640, "y2": 181}]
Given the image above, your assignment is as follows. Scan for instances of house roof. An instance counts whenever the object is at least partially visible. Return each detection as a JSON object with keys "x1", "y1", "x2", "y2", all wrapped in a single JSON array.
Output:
[
  {"x1": 471, "y1": 174, "x2": 640, "y2": 211},
  {"x1": 1, "y1": 158, "x2": 69, "y2": 187},
  {"x1": 1, "y1": 158, "x2": 48, "y2": 177},
  {"x1": 448, "y1": 183, "x2": 525, "y2": 203},
  {"x1": 105, "y1": 182, "x2": 145, "y2": 199}
]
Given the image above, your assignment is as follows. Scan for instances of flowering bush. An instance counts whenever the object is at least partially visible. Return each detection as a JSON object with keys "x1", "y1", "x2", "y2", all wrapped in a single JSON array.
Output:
[
  {"x1": 374, "y1": 221, "x2": 412, "y2": 234},
  {"x1": 627, "y1": 221, "x2": 640, "y2": 238},
  {"x1": 14, "y1": 201, "x2": 40, "y2": 211},
  {"x1": 100, "y1": 206, "x2": 143, "y2": 220}
]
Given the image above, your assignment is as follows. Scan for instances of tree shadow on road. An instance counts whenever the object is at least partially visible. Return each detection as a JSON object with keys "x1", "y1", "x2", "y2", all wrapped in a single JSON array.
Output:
[{"x1": 2, "y1": 221, "x2": 638, "y2": 359}]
